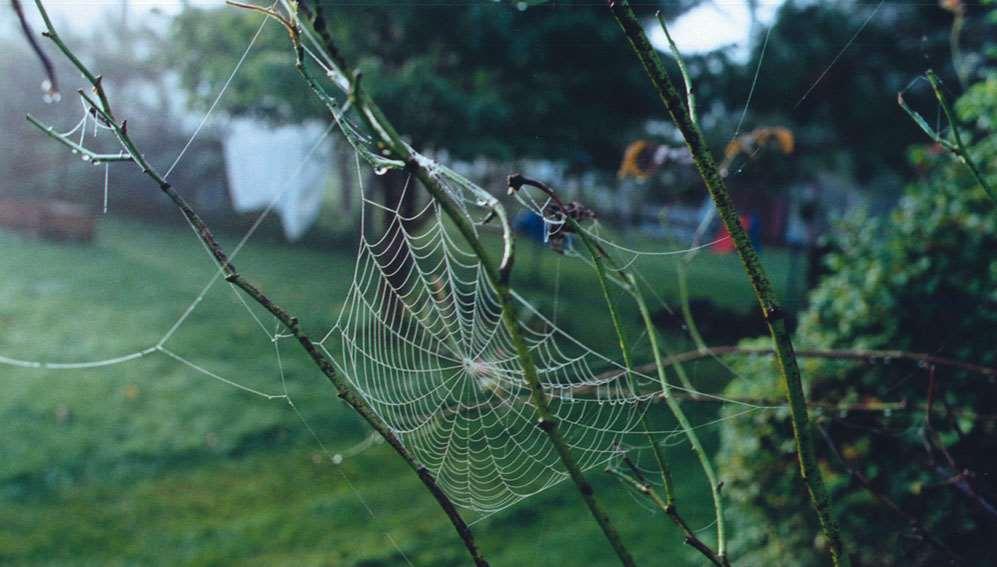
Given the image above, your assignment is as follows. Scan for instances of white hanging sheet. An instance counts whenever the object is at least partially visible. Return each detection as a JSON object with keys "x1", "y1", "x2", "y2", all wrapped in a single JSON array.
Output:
[{"x1": 223, "y1": 119, "x2": 331, "y2": 240}]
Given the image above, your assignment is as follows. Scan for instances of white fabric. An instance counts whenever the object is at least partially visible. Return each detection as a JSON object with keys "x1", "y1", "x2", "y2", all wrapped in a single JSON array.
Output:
[{"x1": 223, "y1": 119, "x2": 331, "y2": 240}]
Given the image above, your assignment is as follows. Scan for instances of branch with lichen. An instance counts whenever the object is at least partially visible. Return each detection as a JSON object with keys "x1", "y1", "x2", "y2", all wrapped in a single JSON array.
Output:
[{"x1": 608, "y1": 2, "x2": 850, "y2": 566}]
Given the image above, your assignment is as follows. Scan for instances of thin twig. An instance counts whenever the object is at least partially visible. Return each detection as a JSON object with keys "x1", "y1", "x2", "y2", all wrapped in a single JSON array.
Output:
[
  {"x1": 608, "y1": 3, "x2": 850, "y2": 565},
  {"x1": 518, "y1": 173, "x2": 729, "y2": 564},
  {"x1": 12, "y1": 0, "x2": 58, "y2": 97},
  {"x1": 816, "y1": 424, "x2": 962, "y2": 563},
  {"x1": 898, "y1": 69, "x2": 994, "y2": 203},
  {"x1": 27, "y1": 2, "x2": 489, "y2": 565},
  {"x1": 919, "y1": 365, "x2": 997, "y2": 522},
  {"x1": 655, "y1": 11, "x2": 698, "y2": 131},
  {"x1": 675, "y1": 263, "x2": 707, "y2": 355},
  {"x1": 607, "y1": 454, "x2": 726, "y2": 567},
  {"x1": 25, "y1": 114, "x2": 132, "y2": 162},
  {"x1": 621, "y1": 345, "x2": 997, "y2": 379}
]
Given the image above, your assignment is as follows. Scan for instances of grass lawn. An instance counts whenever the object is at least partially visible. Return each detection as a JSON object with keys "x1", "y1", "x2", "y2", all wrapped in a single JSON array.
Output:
[{"x1": 0, "y1": 217, "x2": 801, "y2": 566}]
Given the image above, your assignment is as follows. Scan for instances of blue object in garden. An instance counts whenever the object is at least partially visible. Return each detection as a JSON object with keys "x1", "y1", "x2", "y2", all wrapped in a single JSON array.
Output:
[{"x1": 514, "y1": 210, "x2": 546, "y2": 244}]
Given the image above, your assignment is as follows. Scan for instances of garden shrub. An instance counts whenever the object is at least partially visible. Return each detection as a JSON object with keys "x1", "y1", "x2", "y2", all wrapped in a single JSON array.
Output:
[{"x1": 716, "y1": 74, "x2": 997, "y2": 566}]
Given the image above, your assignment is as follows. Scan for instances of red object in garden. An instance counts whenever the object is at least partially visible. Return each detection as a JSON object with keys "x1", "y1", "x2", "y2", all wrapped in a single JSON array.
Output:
[{"x1": 712, "y1": 214, "x2": 750, "y2": 254}]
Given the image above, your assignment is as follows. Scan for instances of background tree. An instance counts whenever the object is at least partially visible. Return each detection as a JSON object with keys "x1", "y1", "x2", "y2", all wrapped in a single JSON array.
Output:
[
  {"x1": 692, "y1": 0, "x2": 990, "y2": 199},
  {"x1": 169, "y1": 1, "x2": 700, "y2": 169}
]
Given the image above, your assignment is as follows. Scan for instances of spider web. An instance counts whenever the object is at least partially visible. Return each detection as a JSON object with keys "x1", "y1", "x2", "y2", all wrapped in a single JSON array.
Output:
[
  {"x1": 0, "y1": 0, "x2": 907, "y2": 540},
  {"x1": 0, "y1": 3, "x2": 776, "y2": 526},
  {"x1": 320, "y1": 164, "x2": 659, "y2": 513}
]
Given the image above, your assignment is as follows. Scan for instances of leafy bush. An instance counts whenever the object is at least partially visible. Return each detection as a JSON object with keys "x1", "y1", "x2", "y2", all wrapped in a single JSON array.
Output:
[{"x1": 716, "y1": 75, "x2": 997, "y2": 566}]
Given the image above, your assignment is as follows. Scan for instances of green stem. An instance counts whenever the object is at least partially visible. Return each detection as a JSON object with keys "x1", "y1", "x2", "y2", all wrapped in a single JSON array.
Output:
[
  {"x1": 573, "y1": 221, "x2": 673, "y2": 487},
  {"x1": 25, "y1": 114, "x2": 132, "y2": 162},
  {"x1": 609, "y1": 3, "x2": 850, "y2": 566},
  {"x1": 926, "y1": 70, "x2": 994, "y2": 203},
  {"x1": 676, "y1": 262, "x2": 707, "y2": 356},
  {"x1": 288, "y1": 3, "x2": 638, "y2": 565},
  {"x1": 658, "y1": 335, "x2": 696, "y2": 398},
  {"x1": 630, "y1": 273, "x2": 728, "y2": 564},
  {"x1": 658, "y1": 9, "x2": 711, "y2": 363},
  {"x1": 33, "y1": 0, "x2": 114, "y2": 121},
  {"x1": 898, "y1": 71, "x2": 993, "y2": 204},
  {"x1": 573, "y1": 220, "x2": 728, "y2": 565},
  {"x1": 656, "y1": 11, "x2": 698, "y2": 131}
]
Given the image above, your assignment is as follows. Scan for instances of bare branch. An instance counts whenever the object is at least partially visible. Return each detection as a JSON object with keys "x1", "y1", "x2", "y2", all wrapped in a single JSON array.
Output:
[
  {"x1": 25, "y1": 114, "x2": 132, "y2": 162},
  {"x1": 12, "y1": 0, "x2": 58, "y2": 98},
  {"x1": 618, "y1": 345, "x2": 997, "y2": 380},
  {"x1": 27, "y1": 1, "x2": 489, "y2": 564}
]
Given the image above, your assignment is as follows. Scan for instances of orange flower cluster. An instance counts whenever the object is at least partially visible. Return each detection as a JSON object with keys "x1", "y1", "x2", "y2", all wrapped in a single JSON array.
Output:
[{"x1": 724, "y1": 126, "x2": 795, "y2": 162}]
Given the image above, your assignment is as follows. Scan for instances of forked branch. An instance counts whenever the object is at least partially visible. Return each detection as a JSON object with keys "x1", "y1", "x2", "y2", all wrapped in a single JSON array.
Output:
[
  {"x1": 25, "y1": 1, "x2": 489, "y2": 565},
  {"x1": 607, "y1": 453, "x2": 726, "y2": 567},
  {"x1": 898, "y1": 69, "x2": 994, "y2": 203},
  {"x1": 509, "y1": 173, "x2": 730, "y2": 565}
]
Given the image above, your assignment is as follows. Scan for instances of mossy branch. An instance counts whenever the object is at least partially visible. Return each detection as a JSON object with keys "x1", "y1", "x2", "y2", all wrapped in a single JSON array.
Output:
[
  {"x1": 608, "y1": 2, "x2": 850, "y2": 565},
  {"x1": 27, "y1": 2, "x2": 489, "y2": 565}
]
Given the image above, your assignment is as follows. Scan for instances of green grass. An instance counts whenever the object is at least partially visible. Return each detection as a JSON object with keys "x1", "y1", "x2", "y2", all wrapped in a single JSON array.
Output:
[{"x1": 0, "y1": 218, "x2": 800, "y2": 566}]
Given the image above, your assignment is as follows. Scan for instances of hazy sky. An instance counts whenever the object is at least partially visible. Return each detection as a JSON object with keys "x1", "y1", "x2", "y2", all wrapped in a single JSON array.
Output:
[
  {"x1": 33, "y1": 0, "x2": 783, "y2": 57},
  {"x1": 659, "y1": 0, "x2": 782, "y2": 57},
  {"x1": 26, "y1": 0, "x2": 216, "y2": 31}
]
